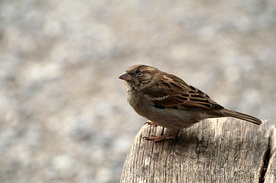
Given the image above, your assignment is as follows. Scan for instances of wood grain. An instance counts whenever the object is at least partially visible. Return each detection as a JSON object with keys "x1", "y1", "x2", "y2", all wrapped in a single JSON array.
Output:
[{"x1": 121, "y1": 118, "x2": 269, "y2": 183}]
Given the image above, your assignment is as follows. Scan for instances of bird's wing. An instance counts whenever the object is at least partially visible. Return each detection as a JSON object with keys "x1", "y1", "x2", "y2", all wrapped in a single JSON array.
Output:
[{"x1": 143, "y1": 74, "x2": 223, "y2": 110}]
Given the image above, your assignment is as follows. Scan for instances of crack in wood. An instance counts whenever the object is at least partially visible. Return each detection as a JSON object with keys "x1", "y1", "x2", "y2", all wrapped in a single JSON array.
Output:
[{"x1": 260, "y1": 145, "x2": 271, "y2": 183}]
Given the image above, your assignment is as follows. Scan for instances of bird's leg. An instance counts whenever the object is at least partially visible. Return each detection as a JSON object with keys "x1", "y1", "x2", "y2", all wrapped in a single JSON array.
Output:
[
  {"x1": 144, "y1": 129, "x2": 177, "y2": 142},
  {"x1": 145, "y1": 121, "x2": 158, "y2": 126}
]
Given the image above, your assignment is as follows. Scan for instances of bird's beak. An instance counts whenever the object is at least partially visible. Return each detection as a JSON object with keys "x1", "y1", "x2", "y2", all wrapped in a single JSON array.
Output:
[{"x1": 119, "y1": 72, "x2": 132, "y2": 81}]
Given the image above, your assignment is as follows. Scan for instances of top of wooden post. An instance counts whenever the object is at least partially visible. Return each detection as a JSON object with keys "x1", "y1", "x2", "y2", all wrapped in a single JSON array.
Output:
[{"x1": 121, "y1": 118, "x2": 274, "y2": 183}]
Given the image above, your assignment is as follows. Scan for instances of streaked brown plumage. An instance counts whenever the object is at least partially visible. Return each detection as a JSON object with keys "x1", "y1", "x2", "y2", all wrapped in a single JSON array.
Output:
[{"x1": 119, "y1": 65, "x2": 261, "y2": 142}]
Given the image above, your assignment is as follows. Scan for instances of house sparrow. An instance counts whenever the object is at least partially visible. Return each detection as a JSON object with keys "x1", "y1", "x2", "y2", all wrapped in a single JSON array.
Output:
[{"x1": 119, "y1": 65, "x2": 262, "y2": 142}]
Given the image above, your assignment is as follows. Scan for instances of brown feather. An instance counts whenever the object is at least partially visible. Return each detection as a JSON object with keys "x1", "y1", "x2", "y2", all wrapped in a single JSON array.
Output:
[{"x1": 143, "y1": 73, "x2": 224, "y2": 110}]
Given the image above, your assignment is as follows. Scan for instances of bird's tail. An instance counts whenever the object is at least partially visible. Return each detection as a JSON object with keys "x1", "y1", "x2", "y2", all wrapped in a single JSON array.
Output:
[{"x1": 219, "y1": 109, "x2": 262, "y2": 125}]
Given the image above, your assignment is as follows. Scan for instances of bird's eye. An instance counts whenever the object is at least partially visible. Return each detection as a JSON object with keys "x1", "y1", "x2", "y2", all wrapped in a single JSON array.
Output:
[{"x1": 133, "y1": 69, "x2": 141, "y2": 76}]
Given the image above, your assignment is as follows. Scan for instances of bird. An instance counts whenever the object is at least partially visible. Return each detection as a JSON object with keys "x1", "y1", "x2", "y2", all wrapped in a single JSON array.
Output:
[{"x1": 119, "y1": 65, "x2": 262, "y2": 142}]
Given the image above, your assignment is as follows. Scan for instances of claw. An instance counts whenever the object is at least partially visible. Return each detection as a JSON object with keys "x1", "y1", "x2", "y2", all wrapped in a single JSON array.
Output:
[
  {"x1": 145, "y1": 121, "x2": 158, "y2": 126},
  {"x1": 143, "y1": 130, "x2": 176, "y2": 142}
]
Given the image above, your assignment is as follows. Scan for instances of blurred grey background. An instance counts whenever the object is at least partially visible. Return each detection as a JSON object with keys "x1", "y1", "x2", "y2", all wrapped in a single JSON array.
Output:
[{"x1": 0, "y1": 0, "x2": 275, "y2": 183}]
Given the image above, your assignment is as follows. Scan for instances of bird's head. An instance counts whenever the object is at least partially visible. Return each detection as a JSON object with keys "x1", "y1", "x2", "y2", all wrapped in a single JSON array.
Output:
[{"x1": 119, "y1": 65, "x2": 161, "y2": 90}]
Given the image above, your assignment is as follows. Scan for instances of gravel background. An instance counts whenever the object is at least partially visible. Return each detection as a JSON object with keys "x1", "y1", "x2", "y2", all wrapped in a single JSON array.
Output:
[{"x1": 1, "y1": 1, "x2": 275, "y2": 183}]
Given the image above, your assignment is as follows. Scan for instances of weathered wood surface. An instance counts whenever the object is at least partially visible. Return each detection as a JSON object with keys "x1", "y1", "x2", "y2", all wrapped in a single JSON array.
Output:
[
  {"x1": 121, "y1": 118, "x2": 271, "y2": 183},
  {"x1": 264, "y1": 126, "x2": 276, "y2": 183}
]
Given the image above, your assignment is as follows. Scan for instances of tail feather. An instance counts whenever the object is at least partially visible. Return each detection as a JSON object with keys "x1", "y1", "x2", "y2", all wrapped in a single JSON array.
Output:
[{"x1": 220, "y1": 109, "x2": 262, "y2": 125}]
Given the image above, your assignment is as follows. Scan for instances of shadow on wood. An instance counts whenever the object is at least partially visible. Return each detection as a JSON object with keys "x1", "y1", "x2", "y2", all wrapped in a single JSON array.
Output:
[{"x1": 120, "y1": 118, "x2": 275, "y2": 183}]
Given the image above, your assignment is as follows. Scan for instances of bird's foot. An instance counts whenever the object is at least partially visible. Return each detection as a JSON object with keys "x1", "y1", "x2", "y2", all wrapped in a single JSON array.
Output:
[
  {"x1": 145, "y1": 121, "x2": 158, "y2": 126},
  {"x1": 144, "y1": 130, "x2": 176, "y2": 142}
]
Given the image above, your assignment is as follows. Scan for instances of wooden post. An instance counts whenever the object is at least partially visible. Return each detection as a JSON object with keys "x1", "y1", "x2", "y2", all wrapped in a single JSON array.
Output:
[{"x1": 120, "y1": 118, "x2": 274, "y2": 183}]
